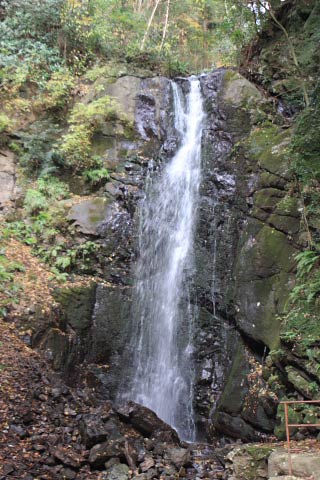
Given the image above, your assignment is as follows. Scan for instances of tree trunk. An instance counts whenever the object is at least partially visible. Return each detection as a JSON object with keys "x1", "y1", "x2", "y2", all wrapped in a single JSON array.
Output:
[
  {"x1": 159, "y1": 0, "x2": 170, "y2": 51},
  {"x1": 140, "y1": 0, "x2": 161, "y2": 51}
]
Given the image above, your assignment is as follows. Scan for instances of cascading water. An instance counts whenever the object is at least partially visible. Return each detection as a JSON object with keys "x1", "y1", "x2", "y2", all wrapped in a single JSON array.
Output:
[{"x1": 128, "y1": 77, "x2": 205, "y2": 441}]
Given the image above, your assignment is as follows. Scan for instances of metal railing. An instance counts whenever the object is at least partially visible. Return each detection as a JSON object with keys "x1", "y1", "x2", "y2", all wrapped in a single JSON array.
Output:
[{"x1": 280, "y1": 399, "x2": 320, "y2": 476}]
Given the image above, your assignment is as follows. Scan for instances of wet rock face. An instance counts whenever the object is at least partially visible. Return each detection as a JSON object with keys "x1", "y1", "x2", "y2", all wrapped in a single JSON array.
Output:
[{"x1": 192, "y1": 69, "x2": 297, "y2": 440}]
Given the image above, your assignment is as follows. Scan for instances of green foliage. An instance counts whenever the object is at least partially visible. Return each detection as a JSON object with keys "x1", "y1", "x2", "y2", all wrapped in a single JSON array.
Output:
[
  {"x1": 59, "y1": 124, "x2": 93, "y2": 171},
  {"x1": 38, "y1": 68, "x2": 75, "y2": 110},
  {"x1": 23, "y1": 176, "x2": 69, "y2": 214},
  {"x1": 0, "y1": 113, "x2": 13, "y2": 133},
  {"x1": 84, "y1": 64, "x2": 110, "y2": 82},
  {"x1": 282, "y1": 85, "x2": 320, "y2": 354},
  {"x1": 83, "y1": 167, "x2": 109, "y2": 186},
  {"x1": 1, "y1": 221, "x2": 37, "y2": 246},
  {"x1": 17, "y1": 121, "x2": 64, "y2": 175},
  {"x1": 295, "y1": 250, "x2": 320, "y2": 280},
  {"x1": 60, "y1": 0, "x2": 94, "y2": 70},
  {"x1": 69, "y1": 96, "x2": 120, "y2": 125},
  {"x1": 291, "y1": 95, "x2": 320, "y2": 183},
  {"x1": 37, "y1": 176, "x2": 70, "y2": 200},
  {"x1": 281, "y1": 249, "x2": 320, "y2": 350},
  {"x1": 38, "y1": 240, "x2": 100, "y2": 274},
  {"x1": 59, "y1": 96, "x2": 124, "y2": 171},
  {"x1": 23, "y1": 189, "x2": 48, "y2": 215},
  {"x1": 0, "y1": 0, "x2": 64, "y2": 93},
  {"x1": 0, "y1": 251, "x2": 23, "y2": 318}
]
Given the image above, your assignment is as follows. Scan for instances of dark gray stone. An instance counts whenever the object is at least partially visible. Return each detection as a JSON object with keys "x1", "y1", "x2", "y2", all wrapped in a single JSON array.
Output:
[
  {"x1": 79, "y1": 415, "x2": 122, "y2": 448},
  {"x1": 68, "y1": 197, "x2": 110, "y2": 235},
  {"x1": 88, "y1": 437, "x2": 126, "y2": 467},
  {"x1": 164, "y1": 447, "x2": 191, "y2": 468}
]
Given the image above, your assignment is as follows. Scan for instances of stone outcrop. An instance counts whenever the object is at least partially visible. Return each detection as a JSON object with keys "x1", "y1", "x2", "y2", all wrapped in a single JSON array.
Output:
[
  {"x1": 0, "y1": 149, "x2": 18, "y2": 214},
  {"x1": 268, "y1": 450, "x2": 320, "y2": 478}
]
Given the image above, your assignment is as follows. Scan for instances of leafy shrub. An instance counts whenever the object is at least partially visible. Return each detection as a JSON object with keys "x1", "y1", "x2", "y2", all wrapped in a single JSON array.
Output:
[
  {"x1": 59, "y1": 95, "x2": 125, "y2": 171},
  {"x1": 0, "y1": 113, "x2": 13, "y2": 133},
  {"x1": 69, "y1": 96, "x2": 120, "y2": 125},
  {"x1": 292, "y1": 100, "x2": 320, "y2": 182},
  {"x1": 59, "y1": 124, "x2": 93, "y2": 171},
  {"x1": 18, "y1": 122, "x2": 63, "y2": 174},
  {"x1": 23, "y1": 189, "x2": 48, "y2": 215},
  {"x1": 0, "y1": 252, "x2": 24, "y2": 318},
  {"x1": 37, "y1": 176, "x2": 69, "y2": 200},
  {"x1": 38, "y1": 68, "x2": 75, "y2": 110},
  {"x1": 0, "y1": 221, "x2": 36, "y2": 246},
  {"x1": 84, "y1": 65, "x2": 110, "y2": 82},
  {"x1": 37, "y1": 240, "x2": 100, "y2": 274},
  {"x1": 281, "y1": 249, "x2": 320, "y2": 350},
  {"x1": 23, "y1": 176, "x2": 69, "y2": 214},
  {"x1": 83, "y1": 167, "x2": 109, "y2": 186}
]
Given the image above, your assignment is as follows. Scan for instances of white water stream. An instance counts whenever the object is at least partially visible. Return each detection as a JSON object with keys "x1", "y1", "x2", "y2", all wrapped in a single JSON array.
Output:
[{"x1": 129, "y1": 78, "x2": 205, "y2": 441}]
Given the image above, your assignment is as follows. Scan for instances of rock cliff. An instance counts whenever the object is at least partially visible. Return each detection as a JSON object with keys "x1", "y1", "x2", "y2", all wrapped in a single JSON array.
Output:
[{"x1": 34, "y1": 67, "x2": 302, "y2": 442}]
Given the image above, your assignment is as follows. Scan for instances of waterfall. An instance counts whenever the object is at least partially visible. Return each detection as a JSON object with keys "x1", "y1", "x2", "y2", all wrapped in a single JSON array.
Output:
[{"x1": 128, "y1": 78, "x2": 205, "y2": 441}]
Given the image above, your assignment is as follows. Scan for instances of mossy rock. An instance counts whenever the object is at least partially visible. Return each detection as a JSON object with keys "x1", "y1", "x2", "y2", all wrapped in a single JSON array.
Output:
[
  {"x1": 245, "y1": 124, "x2": 291, "y2": 179},
  {"x1": 274, "y1": 196, "x2": 300, "y2": 217},
  {"x1": 242, "y1": 225, "x2": 296, "y2": 277},
  {"x1": 222, "y1": 71, "x2": 262, "y2": 107},
  {"x1": 216, "y1": 343, "x2": 249, "y2": 415},
  {"x1": 285, "y1": 366, "x2": 319, "y2": 398},
  {"x1": 53, "y1": 284, "x2": 96, "y2": 332},
  {"x1": 68, "y1": 197, "x2": 111, "y2": 235},
  {"x1": 257, "y1": 171, "x2": 287, "y2": 190},
  {"x1": 235, "y1": 223, "x2": 297, "y2": 348},
  {"x1": 226, "y1": 444, "x2": 273, "y2": 479},
  {"x1": 44, "y1": 328, "x2": 70, "y2": 371},
  {"x1": 253, "y1": 187, "x2": 285, "y2": 212},
  {"x1": 269, "y1": 213, "x2": 300, "y2": 236}
]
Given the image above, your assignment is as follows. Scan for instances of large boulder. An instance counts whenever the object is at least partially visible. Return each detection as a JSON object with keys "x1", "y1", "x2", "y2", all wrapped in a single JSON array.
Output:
[
  {"x1": 116, "y1": 401, "x2": 180, "y2": 443},
  {"x1": 268, "y1": 451, "x2": 320, "y2": 478},
  {"x1": 68, "y1": 197, "x2": 110, "y2": 235}
]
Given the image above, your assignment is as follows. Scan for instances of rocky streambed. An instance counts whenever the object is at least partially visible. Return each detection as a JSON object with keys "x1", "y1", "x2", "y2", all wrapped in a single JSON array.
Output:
[{"x1": 0, "y1": 319, "x2": 227, "y2": 479}]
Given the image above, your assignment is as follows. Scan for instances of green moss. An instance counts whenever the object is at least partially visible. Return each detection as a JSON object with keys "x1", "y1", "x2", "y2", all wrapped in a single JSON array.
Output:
[
  {"x1": 38, "y1": 68, "x2": 75, "y2": 110},
  {"x1": 274, "y1": 196, "x2": 299, "y2": 217},
  {"x1": 275, "y1": 399, "x2": 320, "y2": 440},
  {"x1": 255, "y1": 226, "x2": 296, "y2": 273},
  {"x1": 216, "y1": 344, "x2": 248, "y2": 414},
  {"x1": 245, "y1": 445, "x2": 273, "y2": 462},
  {"x1": 227, "y1": 444, "x2": 273, "y2": 480},
  {"x1": 222, "y1": 70, "x2": 261, "y2": 108},
  {"x1": 245, "y1": 124, "x2": 291, "y2": 177},
  {"x1": 253, "y1": 188, "x2": 284, "y2": 211},
  {"x1": 286, "y1": 365, "x2": 320, "y2": 398},
  {"x1": 59, "y1": 95, "x2": 131, "y2": 172},
  {"x1": 275, "y1": 403, "x2": 303, "y2": 440}
]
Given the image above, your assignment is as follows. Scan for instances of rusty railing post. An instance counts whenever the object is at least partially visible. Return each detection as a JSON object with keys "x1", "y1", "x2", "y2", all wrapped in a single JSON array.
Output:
[{"x1": 284, "y1": 402, "x2": 293, "y2": 475}]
